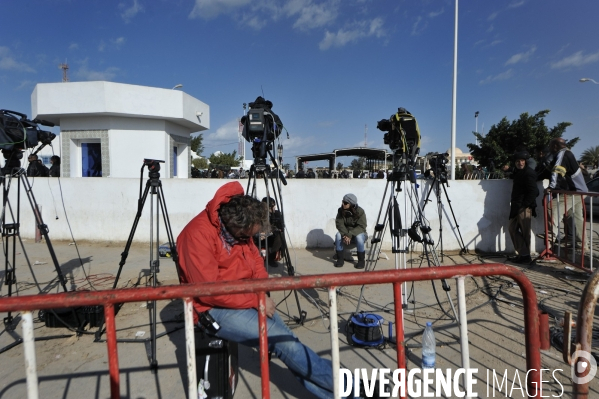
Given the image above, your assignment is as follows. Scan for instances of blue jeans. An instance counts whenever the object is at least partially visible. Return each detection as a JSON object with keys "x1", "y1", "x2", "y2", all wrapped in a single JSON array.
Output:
[
  {"x1": 208, "y1": 307, "x2": 336, "y2": 399},
  {"x1": 335, "y1": 232, "x2": 366, "y2": 252}
]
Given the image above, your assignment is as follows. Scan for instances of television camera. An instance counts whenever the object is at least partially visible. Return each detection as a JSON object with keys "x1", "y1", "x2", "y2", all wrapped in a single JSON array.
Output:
[
  {"x1": 425, "y1": 152, "x2": 449, "y2": 183},
  {"x1": 377, "y1": 107, "x2": 421, "y2": 182},
  {"x1": 0, "y1": 110, "x2": 56, "y2": 175},
  {"x1": 240, "y1": 96, "x2": 284, "y2": 168}
]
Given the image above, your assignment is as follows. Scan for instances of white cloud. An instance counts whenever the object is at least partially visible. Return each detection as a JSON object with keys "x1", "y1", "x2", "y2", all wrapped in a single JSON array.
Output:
[
  {"x1": 505, "y1": 46, "x2": 536, "y2": 66},
  {"x1": 411, "y1": 16, "x2": 425, "y2": 36},
  {"x1": 120, "y1": 0, "x2": 144, "y2": 23},
  {"x1": 112, "y1": 37, "x2": 126, "y2": 49},
  {"x1": 69, "y1": 43, "x2": 79, "y2": 50},
  {"x1": 319, "y1": 18, "x2": 385, "y2": 50},
  {"x1": 479, "y1": 69, "x2": 514, "y2": 84},
  {"x1": 98, "y1": 41, "x2": 106, "y2": 52},
  {"x1": 189, "y1": 0, "x2": 252, "y2": 20},
  {"x1": 290, "y1": 0, "x2": 339, "y2": 30},
  {"x1": 0, "y1": 46, "x2": 35, "y2": 73},
  {"x1": 488, "y1": 12, "x2": 498, "y2": 21},
  {"x1": 204, "y1": 118, "x2": 242, "y2": 144},
  {"x1": 428, "y1": 8, "x2": 444, "y2": 18},
  {"x1": 551, "y1": 51, "x2": 599, "y2": 69},
  {"x1": 74, "y1": 59, "x2": 119, "y2": 81},
  {"x1": 508, "y1": 0, "x2": 526, "y2": 8}
]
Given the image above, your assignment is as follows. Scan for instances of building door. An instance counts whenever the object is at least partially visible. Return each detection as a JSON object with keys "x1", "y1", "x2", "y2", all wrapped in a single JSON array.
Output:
[{"x1": 82, "y1": 143, "x2": 102, "y2": 177}]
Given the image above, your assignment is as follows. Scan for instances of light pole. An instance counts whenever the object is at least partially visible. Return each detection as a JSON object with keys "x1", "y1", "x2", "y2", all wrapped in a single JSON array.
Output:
[
  {"x1": 277, "y1": 144, "x2": 283, "y2": 169},
  {"x1": 450, "y1": 0, "x2": 458, "y2": 180},
  {"x1": 172, "y1": 84, "x2": 183, "y2": 90},
  {"x1": 475, "y1": 111, "x2": 479, "y2": 146},
  {"x1": 580, "y1": 78, "x2": 599, "y2": 84}
]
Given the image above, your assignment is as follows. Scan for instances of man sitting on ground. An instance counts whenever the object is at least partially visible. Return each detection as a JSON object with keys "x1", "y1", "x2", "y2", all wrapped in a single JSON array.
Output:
[{"x1": 334, "y1": 193, "x2": 367, "y2": 269}]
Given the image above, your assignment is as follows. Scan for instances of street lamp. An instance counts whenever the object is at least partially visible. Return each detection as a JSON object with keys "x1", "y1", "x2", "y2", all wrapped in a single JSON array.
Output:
[
  {"x1": 277, "y1": 144, "x2": 283, "y2": 166},
  {"x1": 475, "y1": 111, "x2": 479, "y2": 146},
  {"x1": 172, "y1": 84, "x2": 183, "y2": 90},
  {"x1": 580, "y1": 78, "x2": 599, "y2": 84}
]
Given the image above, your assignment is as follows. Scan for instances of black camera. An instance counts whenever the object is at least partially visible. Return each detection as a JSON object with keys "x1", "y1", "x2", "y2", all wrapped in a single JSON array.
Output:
[
  {"x1": 425, "y1": 153, "x2": 449, "y2": 183},
  {"x1": 377, "y1": 108, "x2": 421, "y2": 161},
  {"x1": 240, "y1": 97, "x2": 284, "y2": 163},
  {"x1": 0, "y1": 110, "x2": 56, "y2": 175}
]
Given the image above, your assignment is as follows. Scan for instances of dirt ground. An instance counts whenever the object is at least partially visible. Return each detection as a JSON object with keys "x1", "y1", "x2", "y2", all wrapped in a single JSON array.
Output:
[{"x1": 0, "y1": 239, "x2": 598, "y2": 398}]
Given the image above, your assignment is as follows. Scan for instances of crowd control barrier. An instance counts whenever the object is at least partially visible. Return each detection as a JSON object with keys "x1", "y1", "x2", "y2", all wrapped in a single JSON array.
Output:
[
  {"x1": 538, "y1": 189, "x2": 597, "y2": 271},
  {"x1": 0, "y1": 264, "x2": 542, "y2": 399}
]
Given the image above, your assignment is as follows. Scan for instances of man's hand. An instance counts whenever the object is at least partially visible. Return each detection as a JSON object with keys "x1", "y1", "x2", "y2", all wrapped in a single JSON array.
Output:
[
  {"x1": 264, "y1": 296, "x2": 276, "y2": 318},
  {"x1": 343, "y1": 235, "x2": 351, "y2": 245}
]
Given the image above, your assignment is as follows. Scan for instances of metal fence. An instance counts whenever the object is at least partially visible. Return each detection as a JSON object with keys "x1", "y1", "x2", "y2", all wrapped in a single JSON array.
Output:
[{"x1": 0, "y1": 264, "x2": 542, "y2": 399}]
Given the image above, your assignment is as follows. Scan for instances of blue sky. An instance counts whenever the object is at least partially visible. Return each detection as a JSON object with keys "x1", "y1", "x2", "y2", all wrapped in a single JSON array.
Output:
[{"x1": 1, "y1": 0, "x2": 598, "y2": 168}]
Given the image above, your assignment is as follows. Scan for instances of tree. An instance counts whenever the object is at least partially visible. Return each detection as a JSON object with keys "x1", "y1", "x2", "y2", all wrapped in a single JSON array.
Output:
[
  {"x1": 208, "y1": 151, "x2": 242, "y2": 168},
  {"x1": 192, "y1": 157, "x2": 208, "y2": 169},
  {"x1": 336, "y1": 162, "x2": 344, "y2": 171},
  {"x1": 580, "y1": 145, "x2": 599, "y2": 168},
  {"x1": 467, "y1": 110, "x2": 579, "y2": 170},
  {"x1": 350, "y1": 157, "x2": 367, "y2": 171},
  {"x1": 190, "y1": 134, "x2": 204, "y2": 156}
]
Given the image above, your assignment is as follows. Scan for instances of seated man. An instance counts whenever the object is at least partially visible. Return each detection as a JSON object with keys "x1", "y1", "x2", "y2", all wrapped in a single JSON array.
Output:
[
  {"x1": 255, "y1": 197, "x2": 284, "y2": 265},
  {"x1": 334, "y1": 193, "x2": 367, "y2": 269},
  {"x1": 177, "y1": 182, "x2": 336, "y2": 399}
]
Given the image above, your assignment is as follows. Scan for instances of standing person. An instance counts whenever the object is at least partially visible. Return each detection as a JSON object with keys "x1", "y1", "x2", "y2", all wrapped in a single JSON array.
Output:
[
  {"x1": 334, "y1": 193, "x2": 367, "y2": 269},
  {"x1": 26, "y1": 154, "x2": 49, "y2": 177},
  {"x1": 508, "y1": 150, "x2": 539, "y2": 264},
  {"x1": 176, "y1": 182, "x2": 337, "y2": 399},
  {"x1": 49, "y1": 155, "x2": 61, "y2": 177},
  {"x1": 547, "y1": 137, "x2": 589, "y2": 248},
  {"x1": 256, "y1": 196, "x2": 284, "y2": 265}
]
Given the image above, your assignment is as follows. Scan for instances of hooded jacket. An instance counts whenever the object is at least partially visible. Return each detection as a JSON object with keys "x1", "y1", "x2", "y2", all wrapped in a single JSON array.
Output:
[
  {"x1": 177, "y1": 181, "x2": 267, "y2": 321},
  {"x1": 335, "y1": 205, "x2": 367, "y2": 239}
]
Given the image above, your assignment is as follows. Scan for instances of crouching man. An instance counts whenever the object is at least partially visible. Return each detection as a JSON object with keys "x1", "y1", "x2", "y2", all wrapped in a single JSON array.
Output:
[{"x1": 176, "y1": 181, "x2": 337, "y2": 398}]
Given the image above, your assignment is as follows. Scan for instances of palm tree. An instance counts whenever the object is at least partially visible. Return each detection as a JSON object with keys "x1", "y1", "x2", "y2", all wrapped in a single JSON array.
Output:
[{"x1": 580, "y1": 145, "x2": 599, "y2": 168}]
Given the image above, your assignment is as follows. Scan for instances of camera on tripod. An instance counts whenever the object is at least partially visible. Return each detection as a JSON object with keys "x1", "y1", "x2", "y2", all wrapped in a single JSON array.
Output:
[
  {"x1": 425, "y1": 153, "x2": 449, "y2": 183},
  {"x1": 0, "y1": 109, "x2": 56, "y2": 175},
  {"x1": 240, "y1": 96, "x2": 284, "y2": 167}
]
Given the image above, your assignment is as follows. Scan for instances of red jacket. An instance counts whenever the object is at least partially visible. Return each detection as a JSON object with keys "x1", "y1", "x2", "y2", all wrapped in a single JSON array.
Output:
[{"x1": 177, "y1": 181, "x2": 267, "y2": 321}]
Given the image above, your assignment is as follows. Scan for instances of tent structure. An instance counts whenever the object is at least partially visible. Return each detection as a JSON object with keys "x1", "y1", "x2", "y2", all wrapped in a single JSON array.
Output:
[{"x1": 294, "y1": 147, "x2": 391, "y2": 173}]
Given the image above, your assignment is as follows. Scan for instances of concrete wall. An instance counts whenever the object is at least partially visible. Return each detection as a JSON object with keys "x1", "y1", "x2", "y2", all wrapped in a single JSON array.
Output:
[{"x1": 8, "y1": 178, "x2": 548, "y2": 254}]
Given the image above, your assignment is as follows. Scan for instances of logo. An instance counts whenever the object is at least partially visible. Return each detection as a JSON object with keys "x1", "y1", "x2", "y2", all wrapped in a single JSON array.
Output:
[{"x1": 571, "y1": 350, "x2": 597, "y2": 385}]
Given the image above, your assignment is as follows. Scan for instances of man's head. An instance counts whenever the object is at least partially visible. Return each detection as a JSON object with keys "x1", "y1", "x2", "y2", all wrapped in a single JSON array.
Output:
[
  {"x1": 513, "y1": 150, "x2": 530, "y2": 170},
  {"x1": 219, "y1": 195, "x2": 268, "y2": 241},
  {"x1": 28, "y1": 154, "x2": 38, "y2": 162},
  {"x1": 262, "y1": 197, "x2": 276, "y2": 211},
  {"x1": 549, "y1": 138, "x2": 567, "y2": 154},
  {"x1": 342, "y1": 193, "x2": 357, "y2": 209}
]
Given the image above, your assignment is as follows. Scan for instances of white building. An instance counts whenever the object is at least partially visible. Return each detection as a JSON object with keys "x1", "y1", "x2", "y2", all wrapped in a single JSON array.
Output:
[{"x1": 31, "y1": 81, "x2": 209, "y2": 178}]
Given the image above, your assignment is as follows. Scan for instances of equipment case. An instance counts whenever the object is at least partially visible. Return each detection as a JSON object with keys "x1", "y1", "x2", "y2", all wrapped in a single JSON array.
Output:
[{"x1": 195, "y1": 329, "x2": 238, "y2": 399}]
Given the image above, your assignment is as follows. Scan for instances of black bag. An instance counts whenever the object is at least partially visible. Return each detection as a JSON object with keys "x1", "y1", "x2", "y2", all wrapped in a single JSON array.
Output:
[{"x1": 195, "y1": 329, "x2": 238, "y2": 399}]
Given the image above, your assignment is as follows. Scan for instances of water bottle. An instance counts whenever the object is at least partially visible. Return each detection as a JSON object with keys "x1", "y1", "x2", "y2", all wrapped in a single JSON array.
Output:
[{"x1": 422, "y1": 322, "x2": 436, "y2": 369}]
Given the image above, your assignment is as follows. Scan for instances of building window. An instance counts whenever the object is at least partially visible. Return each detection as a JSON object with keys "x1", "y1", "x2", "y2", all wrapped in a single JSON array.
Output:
[
  {"x1": 173, "y1": 146, "x2": 178, "y2": 177},
  {"x1": 82, "y1": 143, "x2": 102, "y2": 177},
  {"x1": 39, "y1": 155, "x2": 51, "y2": 168}
]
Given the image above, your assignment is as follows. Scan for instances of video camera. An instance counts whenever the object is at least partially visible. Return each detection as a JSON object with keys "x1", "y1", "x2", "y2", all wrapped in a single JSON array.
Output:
[
  {"x1": 377, "y1": 107, "x2": 421, "y2": 163},
  {"x1": 0, "y1": 110, "x2": 56, "y2": 175},
  {"x1": 240, "y1": 97, "x2": 284, "y2": 166},
  {"x1": 425, "y1": 153, "x2": 449, "y2": 183}
]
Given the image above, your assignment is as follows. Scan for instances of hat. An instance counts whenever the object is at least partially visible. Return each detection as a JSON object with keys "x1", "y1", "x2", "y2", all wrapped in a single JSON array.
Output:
[
  {"x1": 343, "y1": 193, "x2": 357, "y2": 206},
  {"x1": 513, "y1": 150, "x2": 530, "y2": 161}
]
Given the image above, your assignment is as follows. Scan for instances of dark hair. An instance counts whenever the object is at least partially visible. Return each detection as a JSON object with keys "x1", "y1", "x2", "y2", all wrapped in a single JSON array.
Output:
[
  {"x1": 262, "y1": 197, "x2": 276, "y2": 206},
  {"x1": 51, "y1": 155, "x2": 60, "y2": 164},
  {"x1": 219, "y1": 195, "x2": 268, "y2": 233}
]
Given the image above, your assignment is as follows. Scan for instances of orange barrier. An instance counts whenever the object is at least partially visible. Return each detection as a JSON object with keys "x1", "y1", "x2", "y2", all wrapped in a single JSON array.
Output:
[
  {"x1": 0, "y1": 264, "x2": 542, "y2": 399},
  {"x1": 538, "y1": 189, "x2": 597, "y2": 271}
]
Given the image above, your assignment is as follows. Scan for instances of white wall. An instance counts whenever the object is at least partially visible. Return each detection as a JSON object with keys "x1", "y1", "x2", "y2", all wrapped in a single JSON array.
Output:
[{"x1": 8, "y1": 178, "x2": 547, "y2": 254}]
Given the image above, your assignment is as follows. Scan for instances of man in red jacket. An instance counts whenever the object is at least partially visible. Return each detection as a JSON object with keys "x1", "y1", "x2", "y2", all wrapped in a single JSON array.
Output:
[{"x1": 177, "y1": 181, "x2": 336, "y2": 399}]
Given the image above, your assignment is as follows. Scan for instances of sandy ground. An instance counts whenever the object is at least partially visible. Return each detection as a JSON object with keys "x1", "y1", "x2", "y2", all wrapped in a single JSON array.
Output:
[{"x1": 0, "y1": 238, "x2": 597, "y2": 399}]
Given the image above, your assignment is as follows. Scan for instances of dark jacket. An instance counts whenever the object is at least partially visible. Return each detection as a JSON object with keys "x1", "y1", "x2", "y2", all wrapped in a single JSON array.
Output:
[
  {"x1": 49, "y1": 163, "x2": 60, "y2": 177},
  {"x1": 510, "y1": 165, "x2": 539, "y2": 219},
  {"x1": 27, "y1": 161, "x2": 49, "y2": 177},
  {"x1": 549, "y1": 149, "x2": 588, "y2": 192},
  {"x1": 335, "y1": 205, "x2": 367, "y2": 239}
]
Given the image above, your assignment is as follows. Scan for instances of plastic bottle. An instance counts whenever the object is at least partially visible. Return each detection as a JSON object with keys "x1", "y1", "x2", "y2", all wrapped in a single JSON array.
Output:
[{"x1": 422, "y1": 322, "x2": 436, "y2": 369}]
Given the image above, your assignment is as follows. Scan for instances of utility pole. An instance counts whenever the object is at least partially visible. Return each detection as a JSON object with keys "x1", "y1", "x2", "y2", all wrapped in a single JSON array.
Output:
[
  {"x1": 475, "y1": 111, "x2": 479, "y2": 146},
  {"x1": 364, "y1": 124, "x2": 368, "y2": 147}
]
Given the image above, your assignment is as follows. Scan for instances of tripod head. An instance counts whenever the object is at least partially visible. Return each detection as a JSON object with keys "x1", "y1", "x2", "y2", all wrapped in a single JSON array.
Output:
[{"x1": 143, "y1": 159, "x2": 164, "y2": 180}]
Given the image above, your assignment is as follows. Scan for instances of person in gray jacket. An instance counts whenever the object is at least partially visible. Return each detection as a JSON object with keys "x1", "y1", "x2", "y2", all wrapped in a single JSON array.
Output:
[{"x1": 334, "y1": 193, "x2": 367, "y2": 269}]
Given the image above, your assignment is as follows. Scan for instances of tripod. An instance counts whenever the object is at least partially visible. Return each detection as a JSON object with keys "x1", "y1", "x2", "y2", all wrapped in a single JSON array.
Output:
[
  {"x1": 355, "y1": 155, "x2": 459, "y2": 323},
  {"x1": 420, "y1": 163, "x2": 468, "y2": 259},
  {"x1": 110, "y1": 159, "x2": 180, "y2": 372},
  {"x1": 245, "y1": 151, "x2": 306, "y2": 326},
  {"x1": 0, "y1": 168, "x2": 74, "y2": 352}
]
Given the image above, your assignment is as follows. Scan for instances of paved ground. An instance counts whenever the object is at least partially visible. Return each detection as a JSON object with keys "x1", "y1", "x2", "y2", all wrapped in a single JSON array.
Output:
[{"x1": 0, "y1": 239, "x2": 598, "y2": 399}]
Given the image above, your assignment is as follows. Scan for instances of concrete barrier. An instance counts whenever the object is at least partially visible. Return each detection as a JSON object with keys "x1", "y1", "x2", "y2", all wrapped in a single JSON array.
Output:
[{"x1": 8, "y1": 177, "x2": 547, "y2": 253}]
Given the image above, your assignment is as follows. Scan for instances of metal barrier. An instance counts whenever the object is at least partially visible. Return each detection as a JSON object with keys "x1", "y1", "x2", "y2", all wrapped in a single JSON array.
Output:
[
  {"x1": 0, "y1": 264, "x2": 542, "y2": 399},
  {"x1": 538, "y1": 189, "x2": 597, "y2": 271},
  {"x1": 563, "y1": 265, "x2": 599, "y2": 398}
]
